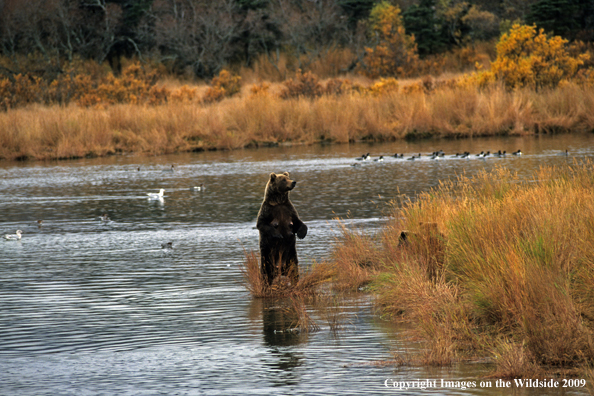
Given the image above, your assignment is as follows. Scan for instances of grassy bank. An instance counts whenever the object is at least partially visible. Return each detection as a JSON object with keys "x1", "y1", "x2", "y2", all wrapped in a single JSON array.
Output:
[
  {"x1": 1, "y1": 82, "x2": 593, "y2": 161},
  {"x1": 328, "y1": 161, "x2": 594, "y2": 376}
]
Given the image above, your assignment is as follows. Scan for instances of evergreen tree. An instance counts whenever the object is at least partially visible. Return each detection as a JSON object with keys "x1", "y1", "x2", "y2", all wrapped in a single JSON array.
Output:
[
  {"x1": 526, "y1": 0, "x2": 580, "y2": 38},
  {"x1": 338, "y1": 0, "x2": 376, "y2": 28},
  {"x1": 402, "y1": 0, "x2": 444, "y2": 56}
]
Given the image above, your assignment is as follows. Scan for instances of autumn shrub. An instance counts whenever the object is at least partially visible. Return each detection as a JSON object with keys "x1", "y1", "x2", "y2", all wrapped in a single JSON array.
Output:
[
  {"x1": 280, "y1": 69, "x2": 324, "y2": 99},
  {"x1": 168, "y1": 85, "x2": 198, "y2": 103},
  {"x1": 323, "y1": 78, "x2": 353, "y2": 96},
  {"x1": 366, "y1": 77, "x2": 399, "y2": 95},
  {"x1": 362, "y1": 1, "x2": 419, "y2": 78},
  {"x1": 249, "y1": 81, "x2": 271, "y2": 97},
  {"x1": 491, "y1": 24, "x2": 589, "y2": 89},
  {"x1": 203, "y1": 69, "x2": 241, "y2": 103},
  {"x1": 0, "y1": 74, "x2": 44, "y2": 110}
]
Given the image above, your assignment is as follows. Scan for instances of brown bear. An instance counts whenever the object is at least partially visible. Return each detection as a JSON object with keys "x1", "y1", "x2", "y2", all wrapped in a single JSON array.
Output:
[{"x1": 257, "y1": 172, "x2": 308, "y2": 286}]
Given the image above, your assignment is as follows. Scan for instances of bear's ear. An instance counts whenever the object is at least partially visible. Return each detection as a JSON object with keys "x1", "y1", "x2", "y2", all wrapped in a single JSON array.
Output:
[
  {"x1": 269, "y1": 173, "x2": 277, "y2": 181},
  {"x1": 283, "y1": 172, "x2": 290, "y2": 177}
]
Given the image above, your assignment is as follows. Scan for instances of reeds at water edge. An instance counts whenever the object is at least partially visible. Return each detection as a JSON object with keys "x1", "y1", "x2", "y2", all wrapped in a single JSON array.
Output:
[
  {"x1": 328, "y1": 160, "x2": 594, "y2": 376},
  {"x1": 2, "y1": 83, "x2": 594, "y2": 161}
]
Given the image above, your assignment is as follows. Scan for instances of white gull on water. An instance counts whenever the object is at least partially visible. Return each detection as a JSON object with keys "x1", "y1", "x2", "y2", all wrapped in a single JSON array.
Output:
[
  {"x1": 147, "y1": 189, "x2": 165, "y2": 200},
  {"x1": 4, "y1": 230, "x2": 22, "y2": 240}
]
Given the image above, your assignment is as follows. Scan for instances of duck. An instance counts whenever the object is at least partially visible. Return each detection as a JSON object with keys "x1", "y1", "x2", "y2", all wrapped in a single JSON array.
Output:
[
  {"x1": 163, "y1": 165, "x2": 175, "y2": 172},
  {"x1": 495, "y1": 150, "x2": 506, "y2": 158},
  {"x1": 393, "y1": 153, "x2": 404, "y2": 158},
  {"x1": 512, "y1": 149, "x2": 522, "y2": 156},
  {"x1": 476, "y1": 151, "x2": 485, "y2": 157},
  {"x1": 4, "y1": 230, "x2": 22, "y2": 240},
  {"x1": 37, "y1": 220, "x2": 43, "y2": 228},
  {"x1": 374, "y1": 156, "x2": 384, "y2": 162},
  {"x1": 355, "y1": 153, "x2": 371, "y2": 161},
  {"x1": 161, "y1": 242, "x2": 173, "y2": 249},
  {"x1": 190, "y1": 183, "x2": 205, "y2": 191},
  {"x1": 558, "y1": 150, "x2": 569, "y2": 156},
  {"x1": 100, "y1": 213, "x2": 110, "y2": 222},
  {"x1": 147, "y1": 189, "x2": 165, "y2": 200}
]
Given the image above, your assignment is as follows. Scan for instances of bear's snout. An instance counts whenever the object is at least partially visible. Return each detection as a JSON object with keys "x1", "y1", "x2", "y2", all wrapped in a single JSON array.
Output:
[{"x1": 291, "y1": 181, "x2": 297, "y2": 188}]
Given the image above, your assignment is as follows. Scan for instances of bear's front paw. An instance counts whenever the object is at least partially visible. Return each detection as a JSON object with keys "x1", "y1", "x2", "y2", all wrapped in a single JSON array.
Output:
[{"x1": 297, "y1": 224, "x2": 308, "y2": 239}]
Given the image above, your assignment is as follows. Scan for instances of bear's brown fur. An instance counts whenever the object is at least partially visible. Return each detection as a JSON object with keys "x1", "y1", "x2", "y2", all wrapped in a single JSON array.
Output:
[{"x1": 257, "y1": 172, "x2": 307, "y2": 285}]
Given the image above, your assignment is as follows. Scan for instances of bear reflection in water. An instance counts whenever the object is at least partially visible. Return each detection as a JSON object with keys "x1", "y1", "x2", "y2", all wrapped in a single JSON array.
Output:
[{"x1": 256, "y1": 172, "x2": 308, "y2": 286}]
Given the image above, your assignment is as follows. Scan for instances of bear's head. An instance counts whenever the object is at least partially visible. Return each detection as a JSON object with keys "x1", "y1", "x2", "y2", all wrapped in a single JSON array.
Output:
[
  {"x1": 268, "y1": 172, "x2": 296, "y2": 193},
  {"x1": 265, "y1": 172, "x2": 296, "y2": 203}
]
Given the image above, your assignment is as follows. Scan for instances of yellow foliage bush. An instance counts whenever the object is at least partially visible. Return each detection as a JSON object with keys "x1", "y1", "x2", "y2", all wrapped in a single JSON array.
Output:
[
  {"x1": 0, "y1": 58, "x2": 168, "y2": 109},
  {"x1": 362, "y1": 2, "x2": 419, "y2": 78},
  {"x1": 169, "y1": 85, "x2": 198, "y2": 103},
  {"x1": 492, "y1": 24, "x2": 589, "y2": 89},
  {"x1": 203, "y1": 70, "x2": 242, "y2": 103},
  {"x1": 456, "y1": 70, "x2": 496, "y2": 89},
  {"x1": 0, "y1": 74, "x2": 44, "y2": 110},
  {"x1": 324, "y1": 78, "x2": 354, "y2": 96},
  {"x1": 249, "y1": 81, "x2": 271, "y2": 97},
  {"x1": 366, "y1": 77, "x2": 399, "y2": 95}
]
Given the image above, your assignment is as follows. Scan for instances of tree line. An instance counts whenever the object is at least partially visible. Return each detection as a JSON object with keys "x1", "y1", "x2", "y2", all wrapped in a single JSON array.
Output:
[{"x1": 0, "y1": 0, "x2": 592, "y2": 79}]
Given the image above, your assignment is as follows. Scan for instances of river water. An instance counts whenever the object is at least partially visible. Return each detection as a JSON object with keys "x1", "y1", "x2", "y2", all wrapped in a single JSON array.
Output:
[{"x1": 1, "y1": 134, "x2": 592, "y2": 395}]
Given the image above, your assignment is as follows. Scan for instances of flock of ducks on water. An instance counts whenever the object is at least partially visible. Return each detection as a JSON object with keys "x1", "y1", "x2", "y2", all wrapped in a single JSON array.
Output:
[
  {"x1": 352, "y1": 149, "x2": 526, "y2": 166},
  {"x1": 2, "y1": 151, "x2": 570, "y2": 242},
  {"x1": 4, "y1": 165, "x2": 205, "y2": 246},
  {"x1": 352, "y1": 149, "x2": 572, "y2": 166}
]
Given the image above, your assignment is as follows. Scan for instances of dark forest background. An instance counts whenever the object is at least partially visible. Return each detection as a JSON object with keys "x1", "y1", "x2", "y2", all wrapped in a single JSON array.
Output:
[{"x1": 0, "y1": 0, "x2": 593, "y2": 79}]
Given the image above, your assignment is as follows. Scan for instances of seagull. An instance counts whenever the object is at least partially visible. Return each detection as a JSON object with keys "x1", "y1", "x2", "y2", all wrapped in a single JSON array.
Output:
[
  {"x1": 147, "y1": 189, "x2": 165, "y2": 200},
  {"x1": 4, "y1": 230, "x2": 22, "y2": 240},
  {"x1": 190, "y1": 183, "x2": 205, "y2": 191}
]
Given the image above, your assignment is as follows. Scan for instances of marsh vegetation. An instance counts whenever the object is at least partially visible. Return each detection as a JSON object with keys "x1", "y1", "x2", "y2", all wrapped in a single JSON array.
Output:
[{"x1": 262, "y1": 160, "x2": 594, "y2": 378}]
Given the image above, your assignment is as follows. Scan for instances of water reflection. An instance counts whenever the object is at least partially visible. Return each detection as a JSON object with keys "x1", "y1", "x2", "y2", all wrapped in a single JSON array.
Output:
[{"x1": 0, "y1": 133, "x2": 592, "y2": 395}]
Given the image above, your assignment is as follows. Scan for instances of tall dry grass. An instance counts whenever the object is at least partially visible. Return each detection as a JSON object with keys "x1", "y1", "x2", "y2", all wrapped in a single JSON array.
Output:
[
  {"x1": 240, "y1": 249, "x2": 335, "y2": 299},
  {"x1": 2, "y1": 83, "x2": 593, "y2": 161},
  {"x1": 329, "y1": 161, "x2": 594, "y2": 374}
]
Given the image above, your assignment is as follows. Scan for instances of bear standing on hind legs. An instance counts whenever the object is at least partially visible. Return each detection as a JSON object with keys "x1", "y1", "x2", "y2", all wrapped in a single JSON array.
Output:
[{"x1": 257, "y1": 172, "x2": 308, "y2": 286}]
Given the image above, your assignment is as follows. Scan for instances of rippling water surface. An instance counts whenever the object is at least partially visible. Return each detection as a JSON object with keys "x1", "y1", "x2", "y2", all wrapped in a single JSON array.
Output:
[{"x1": 1, "y1": 134, "x2": 592, "y2": 395}]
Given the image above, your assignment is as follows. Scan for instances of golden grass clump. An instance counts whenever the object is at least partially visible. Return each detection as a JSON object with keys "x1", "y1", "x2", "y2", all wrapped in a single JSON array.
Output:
[
  {"x1": 280, "y1": 70, "x2": 324, "y2": 99},
  {"x1": 203, "y1": 70, "x2": 241, "y2": 103},
  {"x1": 240, "y1": 249, "x2": 335, "y2": 299},
  {"x1": 329, "y1": 161, "x2": 594, "y2": 374},
  {"x1": 2, "y1": 83, "x2": 594, "y2": 161}
]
